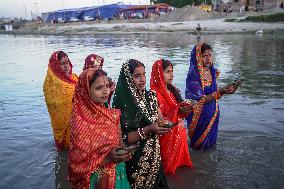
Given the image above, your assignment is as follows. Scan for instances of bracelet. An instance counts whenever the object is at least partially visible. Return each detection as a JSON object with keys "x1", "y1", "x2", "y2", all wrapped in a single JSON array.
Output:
[
  {"x1": 138, "y1": 128, "x2": 146, "y2": 139},
  {"x1": 141, "y1": 128, "x2": 147, "y2": 138},
  {"x1": 212, "y1": 91, "x2": 222, "y2": 100}
]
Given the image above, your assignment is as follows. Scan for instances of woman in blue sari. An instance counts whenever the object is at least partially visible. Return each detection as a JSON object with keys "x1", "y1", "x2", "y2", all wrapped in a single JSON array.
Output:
[{"x1": 185, "y1": 43, "x2": 239, "y2": 150}]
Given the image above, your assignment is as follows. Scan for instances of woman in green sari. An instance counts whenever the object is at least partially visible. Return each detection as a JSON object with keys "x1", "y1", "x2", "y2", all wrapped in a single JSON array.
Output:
[{"x1": 112, "y1": 59, "x2": 170, "y2": 189}]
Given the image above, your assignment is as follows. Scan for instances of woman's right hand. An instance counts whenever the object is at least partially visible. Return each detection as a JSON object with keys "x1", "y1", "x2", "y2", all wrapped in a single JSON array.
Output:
[
  {"x1": 107, "y1": 148, "x2": 131, "y2": 163},
  {"x1": 145, "y1": 121, "x2": 170, "y2": 135}
]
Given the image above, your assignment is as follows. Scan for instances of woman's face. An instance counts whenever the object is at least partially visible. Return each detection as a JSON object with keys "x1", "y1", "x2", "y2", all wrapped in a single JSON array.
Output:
[
  {"x1": 93, "y1": 65, "x2": 102, "y2": 69},
  {"x1": 202, "y1": 49, "x2": 213, "y2": 68},
  {"x1": 90, "y1": 75, "x2": 110, "y2": 105},
  {"x1": 163, "y1": 65, "x2": 173, "y2": 85},
  {"x1": 132, "y1": 66, "x2": 146, "y2": 92},
  {"x1": 59, "y1": 56, "x2": 71, "y2": 76}
]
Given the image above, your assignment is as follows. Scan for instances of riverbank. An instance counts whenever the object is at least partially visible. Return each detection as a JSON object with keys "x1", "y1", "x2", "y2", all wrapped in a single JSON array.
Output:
[
  {"x1": 2, "y1": 7, "x2": 284, "y2": 35},
  {"x1": 1, "y1": 17, "x2": 284, "y2": 36}
]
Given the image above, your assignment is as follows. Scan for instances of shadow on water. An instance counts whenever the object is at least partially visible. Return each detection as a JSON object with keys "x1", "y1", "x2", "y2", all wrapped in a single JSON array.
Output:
[
  {"x1": 55, "y1": 151, "x2": 72, "y2": 189},
  {"x1": 0, "y1": 33, "x2": 283, "y2": 188}
]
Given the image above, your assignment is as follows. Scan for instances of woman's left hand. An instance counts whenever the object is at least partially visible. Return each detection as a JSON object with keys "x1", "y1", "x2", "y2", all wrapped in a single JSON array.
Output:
[
  {"x1": 220, "y1": 85, "x2": 237, "y2": 95},
  {"x1": 226, "y1": 85, "x2": 238, "y2": 94}
]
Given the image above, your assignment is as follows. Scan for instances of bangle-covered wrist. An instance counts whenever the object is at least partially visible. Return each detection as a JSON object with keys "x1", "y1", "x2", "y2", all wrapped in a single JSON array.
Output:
[{"x1": 212, "y1": 91, "x2": 222, "y2": 100}]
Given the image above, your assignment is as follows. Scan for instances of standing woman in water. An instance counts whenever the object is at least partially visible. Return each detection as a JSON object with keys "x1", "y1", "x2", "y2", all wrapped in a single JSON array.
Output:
[
  {"x1": 151, "y1": 59, "x2": 193, "y2": 175},
  {"x1": 43, "y1": 51, "x2": 78, "y2": 150},
  {"x1": 68, "y1": 68, "x2": 131, "y2": 189},
  {"x1": 112, "y1": 59, "x2": 170, "y2": 189},
  {"x1": 185, "y1": 43, "x2": 239, "y2": 150}
]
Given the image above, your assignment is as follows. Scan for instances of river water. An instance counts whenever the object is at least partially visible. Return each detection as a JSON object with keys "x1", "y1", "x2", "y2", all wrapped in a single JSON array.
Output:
[{"x1": 0, "y1": 33, "x2": 283, "y2": 189}]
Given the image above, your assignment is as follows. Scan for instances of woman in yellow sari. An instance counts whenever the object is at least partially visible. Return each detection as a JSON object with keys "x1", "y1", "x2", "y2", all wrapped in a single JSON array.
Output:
[{"x1": 43, "y1": 51, "x2": 78, "y2": 150}]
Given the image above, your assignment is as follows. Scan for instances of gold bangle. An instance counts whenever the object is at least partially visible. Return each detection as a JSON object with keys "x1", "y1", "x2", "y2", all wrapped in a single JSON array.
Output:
[{"x1": 212, "y1": 91, "x2": 221, "y2": 100}]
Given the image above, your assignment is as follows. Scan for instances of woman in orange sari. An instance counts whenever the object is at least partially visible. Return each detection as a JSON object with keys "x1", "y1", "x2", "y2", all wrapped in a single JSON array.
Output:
[
  {"x1": 150, "y1": 59, "x2": 193, "y2": 175},
  {"x1": 43, "y1": 51, "x2": 78, "y2": 150},
  {"x1": 68, "y1": 68, "x2": 131, "y2": 189}
]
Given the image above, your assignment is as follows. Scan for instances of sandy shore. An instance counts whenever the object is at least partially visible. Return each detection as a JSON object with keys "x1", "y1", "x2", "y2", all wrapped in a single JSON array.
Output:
[{"x1": 1, "y1": 18, "x2": 284, "y2": 35}]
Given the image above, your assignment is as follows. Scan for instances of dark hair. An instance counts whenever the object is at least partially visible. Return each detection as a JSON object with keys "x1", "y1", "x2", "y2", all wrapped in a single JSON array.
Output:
[
  {"x1": 162, "y1": 59, "x2": 172, "y2": 71},
  {"x1": 89, "y1": 69, "x2": 107, "y2": 86},
  {"x1": 57, "y1": 51, "x2": 68, "y2": 61},
  {"x1": 161, "y1": 59, "x2": 183, "y2": 103},
  {"x1": 201, "y1": 43, "x2": 213, "y2": 54},
  {"x1": 128, "y1": 59, "x2": 145, "y2": 74}
]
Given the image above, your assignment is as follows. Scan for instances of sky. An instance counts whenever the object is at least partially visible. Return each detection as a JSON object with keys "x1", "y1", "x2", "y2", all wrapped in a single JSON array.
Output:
[{"x1": 0, "y1": 0, "x2": 151, "y2": 18}]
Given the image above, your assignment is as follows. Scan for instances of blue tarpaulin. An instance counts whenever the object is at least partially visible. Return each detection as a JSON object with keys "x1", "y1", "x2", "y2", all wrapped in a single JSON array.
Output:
[
  {"x1": 45, "y1": 3, "x2": 134, "y2": 22},
  {"x1": 81, "y1": 7, "x2": 100, "y2": 20}
]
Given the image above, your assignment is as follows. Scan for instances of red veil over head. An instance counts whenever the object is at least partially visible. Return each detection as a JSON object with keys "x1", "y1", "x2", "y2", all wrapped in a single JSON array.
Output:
[
  {"x1": 150, "y1": 59, "x2": 180, "y2": 123},
  {"x1": 150, "y1": 59, "x2": 193, "y2": 175},
  {"x1": 48, "y1": 51, "x2": 77, "y2": 84}
]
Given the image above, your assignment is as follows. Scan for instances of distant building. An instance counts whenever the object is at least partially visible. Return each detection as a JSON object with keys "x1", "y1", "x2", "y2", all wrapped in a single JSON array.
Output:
[
  {"x1": 119, "y1": 3, "x2": 174, "y2": 19},
  {"x1": 230, "y1": 0, "x2": 279, "y2": 12}
]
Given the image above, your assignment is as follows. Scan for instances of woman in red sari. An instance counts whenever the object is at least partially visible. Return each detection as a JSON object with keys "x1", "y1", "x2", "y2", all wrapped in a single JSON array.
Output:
[
  {"x1": 68, "y1": 68, "x2": 131, "y2": 189},
  {"x1": 150, "y1": 59, "x2": 193, "y2": 175}
]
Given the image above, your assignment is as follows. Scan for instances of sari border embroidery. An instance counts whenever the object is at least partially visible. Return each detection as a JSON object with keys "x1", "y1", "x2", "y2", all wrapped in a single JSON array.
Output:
[
  {"x1": 188, "y1": 96, "x2": 205, "y2": 138},
  {"x1": 194, "y1": 103, "x2": 219, "y2": 148},
  {"x1": 131, "y1": 136, "x2": 160, "y2": 188},
  {"x1": 196, "y1": 43, "x2": 205, "y2": 90},
  {"x1": 121, "y1": 61, "x2": 161, "y2": 188},
  {"x1": 122, "y1": 61, "x2": 159, "y2": 123}
]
